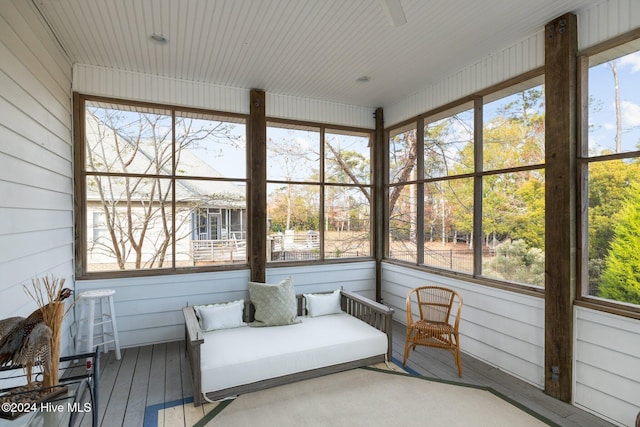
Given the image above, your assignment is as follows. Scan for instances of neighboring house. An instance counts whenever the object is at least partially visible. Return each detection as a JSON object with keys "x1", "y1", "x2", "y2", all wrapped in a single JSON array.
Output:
[{"x1": 84, "y1": 111, "x2": 247, "y2": 270}]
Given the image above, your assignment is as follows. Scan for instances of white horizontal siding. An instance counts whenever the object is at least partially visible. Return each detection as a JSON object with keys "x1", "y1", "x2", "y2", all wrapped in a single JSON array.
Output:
[
  {"x1": 77, "y1": 269, "x2": 251, "y2": 348},
  {"x1": 579, "y1": 0, "x2": 640, "y2": 50},
  {"x1": 0, "y1": 1, "x2": 74, "y2": 354},
  {"x1": 574, "y1": 306, "x2": 640, "y2": 427},
  {"x1": 267, "y1": 93, "x2": 375, "y2": 129},
  {"x1": 74, "y1": 64, "x2": 375, "y2": 128},
  {"x1": 77, "y1": 261, "x2": 376, "y2": 348},
  {"x1": 385, "y1": 0, "x2": 640, "y2": 128},
  {"x1": 382, "y1": 262, "x2": 545, "y2": 387},
  {"x1": 73, "y1": 64, "x2": 250, "y2": 115},
  {"x1": 266, "y1": 260, "x2": 377, "y2": 301},
  {"x1": 384, "y1": 31, "x2": 545, "y2": 127}
]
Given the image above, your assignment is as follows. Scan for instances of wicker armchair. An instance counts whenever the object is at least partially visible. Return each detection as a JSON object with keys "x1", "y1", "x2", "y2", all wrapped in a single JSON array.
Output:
[{"x1": 403, "y1": 286, "x2": 463, "y2": 377}]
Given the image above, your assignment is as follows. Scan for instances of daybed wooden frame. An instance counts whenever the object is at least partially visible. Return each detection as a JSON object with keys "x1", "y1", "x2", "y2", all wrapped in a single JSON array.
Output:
[{"x1": 183, "y1": 290, "x2": 394, "y2": 406}]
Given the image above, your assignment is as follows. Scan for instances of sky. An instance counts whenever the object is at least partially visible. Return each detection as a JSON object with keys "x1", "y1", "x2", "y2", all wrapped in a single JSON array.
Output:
[
  {"x1": 183, "y1": 122, "x2": 247, "y2": 179},
  {"x1": 190, "y1": 124, "x2": 371, "y2": 185},
  {"x1": 588, "y1": 51, "x2": 640, "y2": 155},
  {"x1": 186, "y1": 50, "x2": 640, "y2": 179}
]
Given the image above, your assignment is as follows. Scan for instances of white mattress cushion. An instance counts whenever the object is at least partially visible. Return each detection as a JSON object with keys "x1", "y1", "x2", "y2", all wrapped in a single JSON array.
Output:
[{"x1": 200, "y1": 312, "x2": 388, "y2": 394}]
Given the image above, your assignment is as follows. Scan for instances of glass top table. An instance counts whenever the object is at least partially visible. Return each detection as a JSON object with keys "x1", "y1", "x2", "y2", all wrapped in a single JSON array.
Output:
[{"x1": 0, "y1": 351, "x2": 99, "y2": 427}]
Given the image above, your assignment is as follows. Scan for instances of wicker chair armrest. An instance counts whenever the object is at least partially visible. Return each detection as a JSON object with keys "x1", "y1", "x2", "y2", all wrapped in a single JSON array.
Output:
[
  {"x1": 405, "y1": 291, "x2": 414, "y2": 325},
  {"x1": 452, "y1": 294, "x2": 463, "y2": 332}
]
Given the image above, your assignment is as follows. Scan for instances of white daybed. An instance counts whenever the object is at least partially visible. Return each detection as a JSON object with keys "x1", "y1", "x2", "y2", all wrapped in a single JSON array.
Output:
[{"x1": 183, "y1": 289, "x2": 394, "y2": 406}]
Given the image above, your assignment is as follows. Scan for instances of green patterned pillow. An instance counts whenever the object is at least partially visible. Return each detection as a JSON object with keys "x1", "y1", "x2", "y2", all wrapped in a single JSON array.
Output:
[{"x1": 248, "y1": 277, "x2": 300, "y2": 327}]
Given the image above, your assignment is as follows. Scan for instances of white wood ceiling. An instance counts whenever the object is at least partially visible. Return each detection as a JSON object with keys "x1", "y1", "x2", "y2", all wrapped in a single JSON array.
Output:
[{"x1": 33, "y1": 0, "x2": 598, "y2": 108}]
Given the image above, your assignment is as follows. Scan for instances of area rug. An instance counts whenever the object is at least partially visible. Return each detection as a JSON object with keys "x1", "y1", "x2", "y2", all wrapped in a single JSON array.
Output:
[
  {"x1": 144, "y1": 360, "x2": 557, "y2": 427},
  {"x1": 143, "y1": 361, "x2": 398, "y2": 427},
  {"x1": 187, "y1": 361, "x2": 557, "y2": 427}
]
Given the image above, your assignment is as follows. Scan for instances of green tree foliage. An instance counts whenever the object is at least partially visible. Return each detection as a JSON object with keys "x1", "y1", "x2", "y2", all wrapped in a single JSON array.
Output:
[
  {"x1": 480, "y1": 88, "x2": 545, "y2": 250},
  {"x1": 598, "y1": 182, "x2": 640, "y2": 304},
  {"x1": 513, "y1": 175, "x2": 545, "y2": 249},
  {"x1": 587, "y1": 158, "x2": 640, "y2": 294},
  {"x1": 423, "y1": 112, "x2": 474, "y2": 244},
  {"x1": 268, "y1": 185, "x2": 319, "y2": 232},
  {"x1": 447, "y1": 88, "x2": 545, "y2": 252},
  {"x1": 444, "y1": 178, "x2": 473, "y2": 243},
  {"x1": 587, "y1": 158, "x2": 640, "y2": 261},
  {"x1": 483, "y1": 239, "x2": 545, "y2": 286},
  {"x1": 390, "y1": 87, "x2": 547, "y2": 280}
]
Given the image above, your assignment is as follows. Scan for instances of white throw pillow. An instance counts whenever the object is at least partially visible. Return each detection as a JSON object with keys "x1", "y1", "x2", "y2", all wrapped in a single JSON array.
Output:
[
  {"x1": 194, "y1": 299, "x2": 245, "y2": 331},
  {"x1": 304, "y1": 290, "x2": 342, "y2": 317}
]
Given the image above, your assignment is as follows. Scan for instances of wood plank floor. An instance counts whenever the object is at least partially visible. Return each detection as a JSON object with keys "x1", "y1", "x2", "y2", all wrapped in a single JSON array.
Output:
[{"x1": 71, "y1": 321, "x2": 615, "y2": 427}]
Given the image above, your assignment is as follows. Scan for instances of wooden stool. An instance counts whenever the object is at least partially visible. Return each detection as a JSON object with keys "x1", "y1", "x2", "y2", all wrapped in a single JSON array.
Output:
[{"x1": 76, "y1": 289, "x2": 121, "y2": 360}]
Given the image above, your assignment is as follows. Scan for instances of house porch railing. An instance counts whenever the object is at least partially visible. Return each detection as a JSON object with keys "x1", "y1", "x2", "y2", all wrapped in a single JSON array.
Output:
[{"x1": 191, "y1": 239, "x2": 247, "y2": 264}]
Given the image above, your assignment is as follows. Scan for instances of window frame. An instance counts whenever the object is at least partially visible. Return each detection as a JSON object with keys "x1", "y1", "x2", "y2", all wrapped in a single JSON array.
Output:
[
  {"x1": 265, "y1": 118, "x2": 375, "y2": 265},
  {"x1": 576, "y1": 30, "x2": 640, "y2": 319},
  {"x1": 384, "y1": 69, "x2": 547, "y2": 295},
  {"x1": 74, "y1": 95, "x2": 375, "y2": 279},
  {"x1": 74, "y1": 94, "x2": 250, "y2": 279}
]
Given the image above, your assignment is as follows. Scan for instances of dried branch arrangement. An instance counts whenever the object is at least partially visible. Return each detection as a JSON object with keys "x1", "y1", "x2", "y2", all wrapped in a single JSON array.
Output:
[
  {"x1": 23, "y1": 275, "x2": 66, "y2": 324},
  {"x1": 23, "y1": 275, "x2": 67, "y2": 388}
]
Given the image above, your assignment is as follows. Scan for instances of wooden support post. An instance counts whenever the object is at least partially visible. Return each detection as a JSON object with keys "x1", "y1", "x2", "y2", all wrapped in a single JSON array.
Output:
[
  {"x1": 73, "y1": 92, "x2": 86, "y2": 278},
  {"x1": 374, "y1": 107, "x2": 385, "y2": 303},
  {"x1": 249, "y1": 89, "x2": 267, "y2": 283},
  {"x1": 473, "y1": 96, "x2": 483, "y2": 275},
  {"x1": 416, "y1": 118, "x2": 425, "y2": 266},
  {"x1": 544, "y1": 13, "x2": 577, "y2": 402}
]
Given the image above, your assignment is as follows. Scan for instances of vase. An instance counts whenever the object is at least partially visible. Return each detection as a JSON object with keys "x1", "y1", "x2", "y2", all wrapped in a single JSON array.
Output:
[{"x1": 42, "y1": 301, "x2": 64, "y2": 388}]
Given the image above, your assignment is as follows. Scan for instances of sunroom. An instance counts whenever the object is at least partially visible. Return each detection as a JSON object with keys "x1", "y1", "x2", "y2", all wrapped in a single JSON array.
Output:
[{"x1": 1, "y1": 0, "x2": 640, "y2": 426}]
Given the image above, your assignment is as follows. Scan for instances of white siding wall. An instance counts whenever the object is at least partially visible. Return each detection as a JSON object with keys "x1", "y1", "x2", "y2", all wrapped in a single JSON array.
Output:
[
  {"x1": 384, "y1": 0, "x2": 640, "y2": 128},
  {"x1": 77, "y1": 261, "x2": 375, "y2": 348},
  {"x1": 267, "y1": 93, "x2": 375, "y2": 129},
  {"x1": 575, "y1": 307, "x2": 640, "y2": 427},
  {"x1": 0, "y1": 2, "x2": 74, "y2": 353},
  {"x1": 266, "y1": 261, "x2": 377, "y2": 301},
  {"x1": 76, "y1": 269, "x2": 251, "y2": 348},
  {"x1": 73, "y1": 64, "x2": 249, "y2": 116},
  {"x1": 382, "y1": 263, "x2": 545, "y2": 387},
  {"x1": 384, "y1": 262, "x2": 640, "y2": 425},
  {"x1": 578, "y1": 0, "x2": 640, "y2": 49},
  {"x1": 73, "y1": 64, "x2": 375, "y2": 129},
  {"x1": 384, "y1": 32, "x2": 545, "y2": 127}
]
